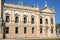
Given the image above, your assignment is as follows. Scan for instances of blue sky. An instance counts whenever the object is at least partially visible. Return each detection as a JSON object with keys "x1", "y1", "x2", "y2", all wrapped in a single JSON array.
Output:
[{"x1": 5, "y1": 0, "x2": 60, "y2": 24}]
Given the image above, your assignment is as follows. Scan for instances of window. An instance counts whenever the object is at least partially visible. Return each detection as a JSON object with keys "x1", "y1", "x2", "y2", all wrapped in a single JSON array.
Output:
[
  {"x1": 5, "y1": 27, "x2": 9, "y2": 34},
  {"x1": 32, "y1": 27, "x2": 34, "y2": 34},
  {"x1": 6, "y1": 16, "x2": 9, "y2": 22},
  {"x1": 24, "y1": 27, "x2": 27, "y2": 34},
  {"x1": 46, "y1": 19, "x2": 48, "y2": 24},
  {"x1": 15, "y1": 16, "x2": 19, "y2": 23},
  {"x1": 40, "y1": 18, "x2": 42, "y2": 24},
  {"x1": 31, "y1": 18, "x2": 34, "y2": 24},
  {"x1": 51, "y1": 27, "x2": 53, "y2": 33},
  {"x1": 15, "y1": 27, "x2": 18, "y2": 34},
  {"x1": 24, "y1": 17, "x2": 27, "y2": 23},
  {"x1": 40, "y1": 27, "x2": 42, "y2": 33},
  {"x1": 51, "y1": 19, "x2": 53, "y2": 25}
]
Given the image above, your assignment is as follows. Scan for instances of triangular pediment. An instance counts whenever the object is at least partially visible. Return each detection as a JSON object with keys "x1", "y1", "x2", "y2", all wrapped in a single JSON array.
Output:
[{"x1": 40, "y1": 7, "x2": 55, "y2": 13}]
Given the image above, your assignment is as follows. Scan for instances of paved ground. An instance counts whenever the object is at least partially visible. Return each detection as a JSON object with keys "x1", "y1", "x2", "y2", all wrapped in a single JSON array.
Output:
[{"x1": 0, "y1": 37, "x2": 60, "y2": 40}]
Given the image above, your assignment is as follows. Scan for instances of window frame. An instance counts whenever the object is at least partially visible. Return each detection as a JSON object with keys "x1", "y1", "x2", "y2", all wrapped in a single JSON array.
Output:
[
  {"x1": 45, "y1": 19, "x2": 48, "y2": 24},
  {"x1": 24, "y1": 17, "x2": 27, "y2": 23},
  {"x1": 24, "y1": 27, "x2": 27, "y2": 34},
  {"x1": 51, "y1": 19, "x2": 53, "y2": 25},
  {"x1": 40, "y1": 27, "x2": 42, "y2": 33},
  {"x1": 40, "y1": 18, "x2": 42, "y2": 24},
  {"x1": 31, "y1": 17, "x2": 34, "y2": 24},
  {"x1": 5, "y1": 16, "x2": 10, "y2": 22},
  {"x1": 5, "y1": 27, "x2": 9, "y2": 34},
  {"x1": 15, "y1": 16, "x2": 19, "y2": 23},
  {"x1": 32, "y1": 27, "x2": 34, "y2": 34},
  {"x1": 15, "y1": 27, "x2": 18, "y2": 34},
  {"x1": 51, "y1": 27, "x2": 53, "y2": 33}
]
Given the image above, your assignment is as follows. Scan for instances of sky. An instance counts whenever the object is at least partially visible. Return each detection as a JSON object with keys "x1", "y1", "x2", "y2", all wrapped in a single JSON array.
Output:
[{"x1": 5, "y1": 0, "x2": 60, "y2": 24}]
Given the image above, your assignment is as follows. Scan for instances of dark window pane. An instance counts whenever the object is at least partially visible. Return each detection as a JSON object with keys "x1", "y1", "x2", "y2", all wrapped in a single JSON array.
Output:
[
  {"x1": 32, "y1": 27, "x2": 34, "y2": 34},
  {"x1": 51, "y1": 19, "x2": 53, "y2": 24},
  {"x1": 31, "y1": 18, "x2": 34, "y2": 24},
  {"x1": 5, "y1": 27, "x2": 9, "y2": 34},
  {"x1": 6, "y1": 16, "x2": 9, "y2": 22},
  {"x1": 15, "y1": 17, "x2": 19, "y2": 23},
  {"x1": 40, "y1": 18, "x2": 42, "y2": 24},
  {"x1": 51, "y1": 27, "x2": 53, "y2": 33},
  {"x1": 24, "y1": 27, "x2": 27, "y2": 34},
  {"x1": 24, "y1": 17, "x2": 27, "y2": 23},
  {"x1": 46, "y1": 19, "x2": 48, "y2": 24},
  {"x1": 40, "y1": 28, "x2": 42, "y2": 33},
  {"x1": 15, "y1": 27, "x2": 18, "y2": 34}
]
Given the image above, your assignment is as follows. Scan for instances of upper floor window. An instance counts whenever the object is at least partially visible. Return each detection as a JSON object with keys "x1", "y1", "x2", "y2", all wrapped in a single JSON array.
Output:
[
  {"x1": 32, "y1": 27, "x2": 34, "y2": 34},
  {"x1": 15, "y1": 16, "x2": 19, "y2": 23},
  {"x1": 40, "y1": 18, "x2": 42, "y2": 24},
  {"x1": 15, "y1": 27, "x2": 18, "y2": 34},
  {"x1": 24, "y1": 17, "x2": 27, "y2": 23},
  {"x1": 6, "y1": 16, "x2": 9, "y2": 22},
  {"x1": 24, "y1": 27, "x2": 27, "y2": 34},
  {"x1": 51, "y1": 19, "x2": 53, "y2": 25},
  {"x1": 5, "y1": 27, "x2": 9, "y2": 34},
  {"x1": 31, "y1": 18, "x2": 34, "y2": 24},
  {"x1": 45, "y1": 19, "x2": 48, "y2": 24}
]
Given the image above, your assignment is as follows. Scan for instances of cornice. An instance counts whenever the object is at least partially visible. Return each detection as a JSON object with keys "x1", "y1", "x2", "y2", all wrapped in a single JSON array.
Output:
[{"x1": 4, "y1": 3, "x2": 39, "y2": 11}]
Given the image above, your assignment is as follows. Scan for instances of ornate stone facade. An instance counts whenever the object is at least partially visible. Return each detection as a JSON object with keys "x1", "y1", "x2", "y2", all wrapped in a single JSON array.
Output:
[{"x1": 0, "y1": 0, "x2": 56, "y2": 39}]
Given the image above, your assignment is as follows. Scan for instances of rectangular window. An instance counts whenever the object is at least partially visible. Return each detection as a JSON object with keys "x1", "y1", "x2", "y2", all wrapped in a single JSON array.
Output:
[
  {"x1": 5, "y1": 27, "x2": 9, "y2": 34},
  {"x1": 15, "y1": 27, "x2": 18, "y2": 34},
  {"x1": 6, "y1": 16, "x2": 9, "y2": 22},
  {"x1": 51, "y1": 19, "x2": 53, "y2": 25},
  {"x1": 31, "y1": 18, "x2": 34, "y2": 24},
  {"x1": 24, "y1": 17, "x2": 27, "y2": 23},
  {"x1": 46, "y1": 19, "x2": 48, "y2": 24},
  {"x1": 24, "y1": 27, "x2": 27, "y2": 34},
  {"x1": 40, "y1": 28, "x2": 42, "y2": 33},
  {"x1": 32, "y1": 27, "x2": 34, "y2": 34},
  {"x1": 15, "y1": 17, "x2": 19, "y2": 23},
  {"x1": 51, "y1": 27, "x2": 53, "y2": 33},
  {"x1": 40, "y1": 18, "x2": 42, "y2": 24}
]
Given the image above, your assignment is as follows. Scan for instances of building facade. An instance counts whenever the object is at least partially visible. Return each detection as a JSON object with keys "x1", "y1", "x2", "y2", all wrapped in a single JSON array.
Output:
[
  {"x1": 56, "y1": 24, "x2": 60, "y2": 37},
  {"x1": 0, "y1": 0, "x2": 56, "y2": 39}
]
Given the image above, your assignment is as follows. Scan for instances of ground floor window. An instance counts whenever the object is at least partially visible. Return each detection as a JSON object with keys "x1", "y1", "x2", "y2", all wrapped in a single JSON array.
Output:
[
  {"x1": 32, "y1": 27, "x2": 34, "y2": 34},
  {"x1": 5, "y1": 27, "x2": 9, "y2": 34},
  {"x1": 15, "y1": 27, "x2": 18, "y2": 34},
  {"x1": 40, "y1": 27, "x2": 42, "y2": 33},
  {"x1": 51, "y1": 27, "x2": 53, "y2": 33},
  {"x1": 24, "y1": 27, "x2": 27, "y2": 34}
]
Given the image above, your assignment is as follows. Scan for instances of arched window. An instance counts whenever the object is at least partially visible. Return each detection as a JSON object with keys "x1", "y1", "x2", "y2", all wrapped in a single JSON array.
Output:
[
  {"x1": 24, "y1": 17, "x2": 27, "y2": 23},
  {"x1": 51, "y1": 19, "x2": 53, "y2": 25},
  {"x1": 15, "y1": 16, "x2": 19, "y2": 23},
  {"x1": 31, "y1": 18, "x2": 34, "y2": 24},
  {"x1": 40, "y1": 18, "x2": 42, "y2": 24},
  {"x1": 45, "y1": 19, "x2": 48, "y2": 24}
]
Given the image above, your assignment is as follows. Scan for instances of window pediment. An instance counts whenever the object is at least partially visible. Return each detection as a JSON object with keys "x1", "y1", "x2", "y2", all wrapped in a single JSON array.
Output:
[
  {"x1": 5, "y1": 13, "x2": 10, "y2": 15},
  {"x1": 14, "y1": 14, "x2": 19, "y2": 16}
]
